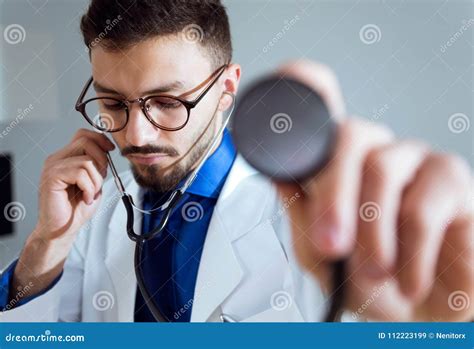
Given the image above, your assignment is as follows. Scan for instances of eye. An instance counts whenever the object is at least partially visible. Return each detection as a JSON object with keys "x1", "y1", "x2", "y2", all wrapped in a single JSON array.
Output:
[
  {"x1": 148, "y1": 97, "x2": 182, "y2": 110},
  {"x1": 102, "y1": 100, "x2": 125, "y2": 110}
]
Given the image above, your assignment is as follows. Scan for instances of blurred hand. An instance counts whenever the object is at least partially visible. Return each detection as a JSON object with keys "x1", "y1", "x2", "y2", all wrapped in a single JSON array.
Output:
[{"x1": 276, "y1": 60, "x2": 473, "y2": 321}]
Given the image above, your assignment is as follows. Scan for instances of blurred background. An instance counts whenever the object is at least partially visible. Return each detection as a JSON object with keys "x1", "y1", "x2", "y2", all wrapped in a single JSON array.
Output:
[{"x1": 0, "y1": 0, "x2": 472, "y2": 268}]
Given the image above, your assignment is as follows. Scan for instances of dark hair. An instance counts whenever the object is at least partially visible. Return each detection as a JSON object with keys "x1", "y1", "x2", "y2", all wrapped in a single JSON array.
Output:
[{"x1": 80, "y1": 0, "x2": 232, "y2": 68}]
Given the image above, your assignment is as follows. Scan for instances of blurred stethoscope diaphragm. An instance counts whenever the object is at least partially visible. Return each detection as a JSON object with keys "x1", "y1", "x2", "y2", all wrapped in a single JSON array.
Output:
[
  {"x1": 231, "y1": 75, "x2": 337, "y2": 182},
  {"x1": 231, "y1": 74, "x2": 345, "y2": 322}
]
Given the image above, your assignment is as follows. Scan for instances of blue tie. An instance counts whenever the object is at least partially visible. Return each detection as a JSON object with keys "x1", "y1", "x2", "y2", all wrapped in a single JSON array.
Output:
[{"x1": 134, "y1": 191, "x2": 216, "y2": 322}]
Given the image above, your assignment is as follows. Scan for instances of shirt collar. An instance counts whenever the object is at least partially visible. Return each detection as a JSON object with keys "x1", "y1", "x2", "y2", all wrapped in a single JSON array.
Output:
[{"x1": 185, "y1": 128, "x2": 237, "y2": 199}]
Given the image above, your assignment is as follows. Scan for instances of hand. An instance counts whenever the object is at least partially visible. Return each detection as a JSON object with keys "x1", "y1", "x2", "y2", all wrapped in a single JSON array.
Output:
[
  {"x1": 276, "y1": 60, "x2": 473, "y2": 322},
  {"x1": 35, "y1": 128, "x2": 114, "y2": 241},
  {"x1": 10, "y1": 129, "x2": 114, "y2": 301}
]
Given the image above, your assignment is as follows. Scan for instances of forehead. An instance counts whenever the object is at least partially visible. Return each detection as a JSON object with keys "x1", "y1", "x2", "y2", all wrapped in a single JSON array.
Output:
[{"x1": 90, "y1": 36, "x2": 212, "y2": 97}]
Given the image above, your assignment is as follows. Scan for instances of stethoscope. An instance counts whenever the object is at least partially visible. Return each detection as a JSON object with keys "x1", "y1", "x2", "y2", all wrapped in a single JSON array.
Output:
[
  {"x1": 105, "y1": 91, "x2": 236, "y2": 322},
  {"x1": 106, "y1": 76, "x2": 346, "y2": 322}
]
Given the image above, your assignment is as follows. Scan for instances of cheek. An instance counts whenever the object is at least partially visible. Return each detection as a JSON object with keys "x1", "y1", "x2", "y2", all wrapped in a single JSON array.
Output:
[{"x1": 110, "y1": 132, "x2": 126, "y2": 149}]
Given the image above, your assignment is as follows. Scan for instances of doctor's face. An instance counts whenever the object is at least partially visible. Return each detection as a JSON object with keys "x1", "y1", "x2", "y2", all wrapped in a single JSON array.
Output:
[{"x1": 90, "y1": 36, "x2": 230, "y2": 192}]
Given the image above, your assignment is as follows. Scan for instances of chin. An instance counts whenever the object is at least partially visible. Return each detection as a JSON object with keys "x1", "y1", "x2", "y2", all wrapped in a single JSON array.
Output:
[{"x1": 130, "y1": 163, "x2": 188, "y2": 193}]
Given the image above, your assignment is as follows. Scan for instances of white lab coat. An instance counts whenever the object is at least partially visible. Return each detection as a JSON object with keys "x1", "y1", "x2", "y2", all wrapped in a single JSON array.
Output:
[{"x1": 0, "y1": 155, "x2": 339, "y2": 322}]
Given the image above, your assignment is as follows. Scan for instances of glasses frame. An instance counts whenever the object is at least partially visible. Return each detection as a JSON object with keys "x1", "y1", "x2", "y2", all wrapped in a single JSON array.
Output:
[{"x1": 75, "y1": 63, "x2": 228, "y2": 132}]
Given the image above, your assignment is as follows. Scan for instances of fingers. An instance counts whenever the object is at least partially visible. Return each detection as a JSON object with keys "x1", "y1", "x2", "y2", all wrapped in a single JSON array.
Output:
[
  {"x1": 397, "y1": 154, "x2": 471, "y2": 301},
  {"x1": 303, "y1": 119, "x2": 394, "y2": 259},
  {"x1": 50, "y1": 128, "x2": 115, "y2": 163},
  {"x1": 275, "y1": 60, "x2": 346, "y2": 120},
  {"x1": 431, "y1": 212, "x2": 474, "y2": 321},
  {"x1": 47, "y1": 155, "x2": 105, "y2": 205},
  {"x1": 71, "y1": 128, "x2": 116, "y2": 152},
  {"x1": 355, "y1": 141, "x2": 429, "y2": 279}
]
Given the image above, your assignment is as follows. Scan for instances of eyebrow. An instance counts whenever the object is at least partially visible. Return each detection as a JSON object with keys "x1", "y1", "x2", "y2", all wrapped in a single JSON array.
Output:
[{"x1": 92, "y1": 80, "x2": 186, "y2": 97}]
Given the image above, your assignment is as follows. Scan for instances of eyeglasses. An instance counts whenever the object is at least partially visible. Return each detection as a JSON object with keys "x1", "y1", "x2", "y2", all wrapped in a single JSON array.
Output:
[{"x1": 75, "y1": 64, "x2": 228, "y2": 133}]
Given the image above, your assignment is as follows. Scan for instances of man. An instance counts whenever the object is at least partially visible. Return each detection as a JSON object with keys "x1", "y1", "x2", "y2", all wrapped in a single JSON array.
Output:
[{"x1": 0, "y1": 0, "x2": 472, "y2": 322}]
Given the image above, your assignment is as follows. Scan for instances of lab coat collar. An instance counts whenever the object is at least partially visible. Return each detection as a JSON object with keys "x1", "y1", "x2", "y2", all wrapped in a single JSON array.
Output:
[{"x1": 104, "y1": 154, "x2": 259, "y2": 322}]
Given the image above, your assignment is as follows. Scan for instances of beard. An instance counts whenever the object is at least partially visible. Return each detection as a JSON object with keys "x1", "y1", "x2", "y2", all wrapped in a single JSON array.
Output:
[{"x1": 125, "y1": 109, "x2": 218, "y2": 193}]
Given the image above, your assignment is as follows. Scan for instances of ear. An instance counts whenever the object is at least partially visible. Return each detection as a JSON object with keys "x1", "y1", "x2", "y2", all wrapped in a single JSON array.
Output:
[{"x1": 218, "y1": 63, "x2": 241, "y2": 111}]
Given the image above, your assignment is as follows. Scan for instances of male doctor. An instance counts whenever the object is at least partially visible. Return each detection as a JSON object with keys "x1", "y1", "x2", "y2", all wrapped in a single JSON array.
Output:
[{"x1": 0, "y1": 0, "x2": 472, "y2": 322}]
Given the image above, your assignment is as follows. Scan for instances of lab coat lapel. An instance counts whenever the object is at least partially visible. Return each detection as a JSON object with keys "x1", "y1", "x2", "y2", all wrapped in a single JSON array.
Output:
[
  {"x1": 191, "y1": 156, "x2": 258, "y2": 322},
  {"x1": 103, "y1": 156, "x2": 260, "y2": 322},
  {"x1": 104, "y1": 178, "x2": 142, "y2": 322}
]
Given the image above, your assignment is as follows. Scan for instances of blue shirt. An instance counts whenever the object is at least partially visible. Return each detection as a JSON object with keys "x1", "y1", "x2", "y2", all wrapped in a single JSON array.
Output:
[
  {"x1": 0, "y1": 129, "x2": 236, "y2": 321},
  {"x1": 134, "y1": 129, "x2": 236, "y2": 322}
]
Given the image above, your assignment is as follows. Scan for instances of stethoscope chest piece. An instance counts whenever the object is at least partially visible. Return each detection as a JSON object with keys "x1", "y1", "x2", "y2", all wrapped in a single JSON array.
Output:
[
  {"x1": 232, "y1": 75, "x2": 345, "y2": 322},
  {"x1": 232, "y1": 76, "x2": 337, "y2": 182}
]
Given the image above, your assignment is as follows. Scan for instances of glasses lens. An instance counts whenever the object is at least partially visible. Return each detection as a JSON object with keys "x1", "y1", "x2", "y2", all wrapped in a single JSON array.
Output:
[
  {"x1": 145, "y1": 96, "x2": 188, "y2": 130},
  {"x1": 84, "y1": 98, "x2": 127, "y2": 132}
]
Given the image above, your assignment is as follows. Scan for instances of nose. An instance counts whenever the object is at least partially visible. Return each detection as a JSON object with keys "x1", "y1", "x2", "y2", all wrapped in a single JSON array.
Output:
[{"x1": 124, "y1": 102, "x2": 162, "y2": 147}]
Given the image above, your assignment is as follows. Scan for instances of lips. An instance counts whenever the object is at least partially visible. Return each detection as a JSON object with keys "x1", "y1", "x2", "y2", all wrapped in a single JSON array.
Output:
[{"x1": 128, "y1": 154, "x2": 169, "y2": 165}]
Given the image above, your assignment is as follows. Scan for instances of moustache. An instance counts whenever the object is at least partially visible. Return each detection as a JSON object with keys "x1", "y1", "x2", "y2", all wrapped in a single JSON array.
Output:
[{"x1": 121, "y1": 144, "x2": 179, "y2": 157}]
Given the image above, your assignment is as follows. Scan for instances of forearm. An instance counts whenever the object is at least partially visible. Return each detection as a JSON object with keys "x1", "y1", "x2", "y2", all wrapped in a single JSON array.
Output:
[{"x1": 10, "y1": 232, "x2": 73, "y2": 302}]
